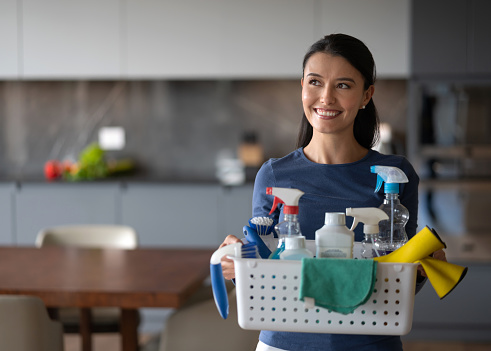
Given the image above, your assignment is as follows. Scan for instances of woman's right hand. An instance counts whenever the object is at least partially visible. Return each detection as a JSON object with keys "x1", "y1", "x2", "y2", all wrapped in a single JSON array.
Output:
[{"x1": 219, "y1": 235, "x2": 242, "y2": 280}]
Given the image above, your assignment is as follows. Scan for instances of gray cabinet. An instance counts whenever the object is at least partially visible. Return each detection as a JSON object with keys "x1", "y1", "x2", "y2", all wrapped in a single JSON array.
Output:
[
  {"x1": 219, "y1": 185, "x2": 254, "y2": 238},
  {"x1": 120, "y1": 183, "x2": 254, "y2": 247},
  {"x1": 14, "y1": 183, "x2": 121, "y2": 245},
  {"x1": 411, "y1": 0, "x2": 491, "y2": 76},
  {"x1": 406, "y1": 262, "x2": 491, "y2": 341},
  {"x1": 120, "y1": 183, "x2": 222, "y2": 247},
  {"x1": 0, "y1": 183, "x2": 15, "y2": 244},
  {"x1": 468, "y1": 0, "x2": 491, "y2": 74}
]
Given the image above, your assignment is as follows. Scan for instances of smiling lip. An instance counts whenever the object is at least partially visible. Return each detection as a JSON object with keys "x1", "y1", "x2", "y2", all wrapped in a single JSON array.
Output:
[{"x1": 315, "y1": 108, "x2": 341, "y2": 119}]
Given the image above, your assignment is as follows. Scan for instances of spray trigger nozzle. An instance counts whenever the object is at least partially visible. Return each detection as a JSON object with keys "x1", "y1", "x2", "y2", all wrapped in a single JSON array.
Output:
[
  {"x1": 269, "y1": 196, "x2": 284, "y2": 215},
  {"x1": 371, "y1": 165, "x2": 408, "y2": 193}
]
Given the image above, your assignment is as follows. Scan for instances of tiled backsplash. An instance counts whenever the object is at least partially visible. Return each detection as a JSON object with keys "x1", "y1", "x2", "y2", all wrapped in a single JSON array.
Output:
[{"x1": 0, "y1": 80, "x2": 407, "y2": 181}]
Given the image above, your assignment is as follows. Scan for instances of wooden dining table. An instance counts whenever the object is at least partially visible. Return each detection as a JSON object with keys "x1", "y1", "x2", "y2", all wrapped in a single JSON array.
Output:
[{"x1": 0, "y1": 245, "x2": 215, "y2": 351}]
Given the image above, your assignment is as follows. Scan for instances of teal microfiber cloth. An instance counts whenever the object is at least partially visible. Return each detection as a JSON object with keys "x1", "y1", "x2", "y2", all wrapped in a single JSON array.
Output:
[{"x1": 299, "y1": 258, "x2": 378, "y2": 314}]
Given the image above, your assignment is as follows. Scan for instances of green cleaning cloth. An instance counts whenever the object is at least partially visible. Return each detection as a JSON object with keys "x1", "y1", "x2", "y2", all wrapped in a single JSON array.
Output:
[{"x1": 299, "y1": 258, "x2": 378, "y2": 314}]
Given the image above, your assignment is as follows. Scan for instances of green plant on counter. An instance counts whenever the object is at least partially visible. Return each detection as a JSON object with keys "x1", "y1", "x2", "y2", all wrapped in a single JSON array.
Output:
[{"x1": 63, "y1": 143, "x2": 109, "y2": 181}]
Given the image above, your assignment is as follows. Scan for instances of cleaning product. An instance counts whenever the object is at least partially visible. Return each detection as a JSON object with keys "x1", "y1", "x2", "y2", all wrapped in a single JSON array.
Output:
[
  {"x1": 345, "y1": 207, "x2": 389, "y2": 259},
  {"x1": 315, "y1": 212, "x2": 354, "y2": 258},
  {"x1": 280, "y1": 236, "x2": 313, "y2": 260},
  {"x1": 266, "y1": 187, "x2": 305, "y2": 260},
  {"x1": 248, "y1": 216, "x2": 275, "y2": 251},
  {"x1": 371, "y1": 165, "x2": 409, "y2": 255},
  {"x1": 210, "y1": 241, "x2": 259, "y2": 319}
]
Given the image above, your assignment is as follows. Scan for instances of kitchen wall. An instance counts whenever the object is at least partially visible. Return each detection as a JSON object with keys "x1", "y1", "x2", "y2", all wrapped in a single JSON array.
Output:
[{"x1": 0, "y1": 79, "x2": 408, "y2": 181}]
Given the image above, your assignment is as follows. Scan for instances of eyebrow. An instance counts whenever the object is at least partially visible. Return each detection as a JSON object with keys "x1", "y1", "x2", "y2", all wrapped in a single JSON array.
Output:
[{"x1": 306, "y1": 73, "x2": 357, "y2": 84}]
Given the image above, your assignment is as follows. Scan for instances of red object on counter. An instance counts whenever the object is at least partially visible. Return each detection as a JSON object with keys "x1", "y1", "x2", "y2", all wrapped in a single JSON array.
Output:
[{"x1": 44, "y1": 160, "x2": 61, "y2": 180}]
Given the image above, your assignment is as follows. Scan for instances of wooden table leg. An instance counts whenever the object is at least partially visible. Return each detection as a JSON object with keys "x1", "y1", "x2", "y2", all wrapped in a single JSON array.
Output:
[
  {"x1": 121, "y1": 309, "x2": 139, "y2": 351},
  {"x1": 80, "y1": 308, "x2": 93, "y2": 351}
]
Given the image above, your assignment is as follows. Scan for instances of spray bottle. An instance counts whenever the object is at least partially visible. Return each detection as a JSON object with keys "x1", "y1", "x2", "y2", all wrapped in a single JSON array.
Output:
[
  {"x1": 371, "y1": 165, "x2": 410, "y2": 255},
  {"x1": 346, "y1": 207, "x2": 389, "y2": 259},
  {"x1": 266, "y1": 187, "x2": 308, "y2": 260}
]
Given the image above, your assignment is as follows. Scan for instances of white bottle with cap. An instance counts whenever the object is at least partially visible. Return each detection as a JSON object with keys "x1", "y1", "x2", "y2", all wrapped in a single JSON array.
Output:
[
  {"x1": 315, "y1": 212, "x2": 354, "y2": 258},
  {"x1": 279, "y1": 236, "x2": 313, "y2": 260}
]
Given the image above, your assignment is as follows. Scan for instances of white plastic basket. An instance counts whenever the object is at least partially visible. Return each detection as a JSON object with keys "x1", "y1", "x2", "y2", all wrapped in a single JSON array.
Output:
[{"x1": 233, "y1": 257, "x2": 418, "y2": 335}]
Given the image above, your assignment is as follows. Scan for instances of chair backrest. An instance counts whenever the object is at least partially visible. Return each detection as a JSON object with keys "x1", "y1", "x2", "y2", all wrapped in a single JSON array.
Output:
[
  {"x1": 0, "y1": 295, "x2": 64, "y2": 351},
  {"x1": 36, "y1": 225, "x2": 138, "y2": 249}
]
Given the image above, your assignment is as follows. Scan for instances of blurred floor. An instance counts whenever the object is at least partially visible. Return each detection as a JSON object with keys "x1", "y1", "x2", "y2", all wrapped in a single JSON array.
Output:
[{"x1": 63, "y1": 334, "x2": 491, "y2": 351}]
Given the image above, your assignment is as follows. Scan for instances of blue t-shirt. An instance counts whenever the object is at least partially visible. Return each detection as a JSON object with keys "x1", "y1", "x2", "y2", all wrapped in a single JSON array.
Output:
[{"x1": 252, "y1": 148, "x2": 419, "y2": 351}]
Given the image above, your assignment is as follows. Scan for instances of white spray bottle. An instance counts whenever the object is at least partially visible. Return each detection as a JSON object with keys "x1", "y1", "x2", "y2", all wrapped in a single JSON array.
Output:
[
  {"x1": 266, "y1": 187, "x2": 311, "y2": 260},
  {"x1": 371, "y1": 165, "x2": 410, "y2": 254},
  {"x1": 346, "y1": 207, "x2": 389, "y2": 259}
]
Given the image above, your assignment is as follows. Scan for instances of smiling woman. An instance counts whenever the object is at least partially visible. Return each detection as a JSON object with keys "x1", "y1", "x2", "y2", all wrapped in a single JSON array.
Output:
[{"x1": 216, "y1": 34, "x2": 440, "y2": 351}]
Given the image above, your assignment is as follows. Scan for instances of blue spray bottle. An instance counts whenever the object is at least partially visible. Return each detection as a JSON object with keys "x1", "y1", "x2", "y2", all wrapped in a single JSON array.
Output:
[
  {"x1": 371, "y1": 165, "x2": 409, "y2": 255},
  {"x1": 266, "y1": 187, "x2": 305, "y2": 259}
]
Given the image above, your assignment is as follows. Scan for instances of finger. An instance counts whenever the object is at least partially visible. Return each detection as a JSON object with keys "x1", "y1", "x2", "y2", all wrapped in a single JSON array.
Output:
[
  {"x1": 432, "y1": 249, "x2": 447, "y2": 262},
  {"x1": 219, "y1": 235, "x2": 242, "y2": 248}
]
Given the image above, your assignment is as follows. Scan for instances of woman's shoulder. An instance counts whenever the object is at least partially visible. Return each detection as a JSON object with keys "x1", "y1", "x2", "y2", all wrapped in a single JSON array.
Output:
[{"x1": 261, "y1": 148, "x2": 305, "y2": 168}]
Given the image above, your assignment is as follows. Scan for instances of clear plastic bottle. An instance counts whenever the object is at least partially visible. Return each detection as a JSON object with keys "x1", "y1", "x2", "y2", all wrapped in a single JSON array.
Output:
[
  {"x1": 370, "y1": 166, "x2": 410, "y2": 256},
  {"x1": 270, "y1": 213, "x2": 302, "y2": 259},
  {"x1": 376, "y1": 190, "x2": 409, "y2": 254},
  {"x1": 360, "y1": 233, "x2": 380, "y2": 259},
  {"x1": 265, "y1": 187, "x2": 305, "y2": 260}
]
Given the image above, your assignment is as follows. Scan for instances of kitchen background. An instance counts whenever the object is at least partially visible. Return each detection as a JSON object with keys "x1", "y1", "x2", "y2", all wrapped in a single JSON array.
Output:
[
  {"x1": 0, "y1": 79, "x2": 407, "y2": 181},
  {"x1": 1, "y1": 0, "x2": 491, "y2": 347}
]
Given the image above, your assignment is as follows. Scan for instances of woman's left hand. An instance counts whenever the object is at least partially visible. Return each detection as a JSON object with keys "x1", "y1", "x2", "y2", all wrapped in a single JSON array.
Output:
[{"x1": 417, "y1": 249, "x2": 447, "y2": 278}]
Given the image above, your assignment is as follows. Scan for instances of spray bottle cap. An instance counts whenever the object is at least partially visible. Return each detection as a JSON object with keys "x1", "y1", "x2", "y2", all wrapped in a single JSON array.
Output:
[
  {"x1": 266, "y1": 187, "x2": 304, "y2": 215},
  {"x1": 370, "y1": 165, "x2": 408, "y2": 194},
  {"x1": 346, "y1": 207, "x2": 389, "y2": 234}
]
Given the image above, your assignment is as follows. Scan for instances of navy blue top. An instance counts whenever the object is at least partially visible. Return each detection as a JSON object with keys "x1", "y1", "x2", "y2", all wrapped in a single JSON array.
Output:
[{"x1": 252, "y1": 148, "x2": 419, "y2": 351}]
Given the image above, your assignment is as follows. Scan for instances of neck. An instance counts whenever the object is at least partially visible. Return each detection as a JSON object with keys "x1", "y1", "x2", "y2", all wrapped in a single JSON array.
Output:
[{"x1": 303, "y1": 133, "x2": 368, "y2": 164}]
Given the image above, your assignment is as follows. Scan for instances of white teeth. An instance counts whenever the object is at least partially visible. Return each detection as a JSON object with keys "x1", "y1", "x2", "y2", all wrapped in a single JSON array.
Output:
[{"x1": 316, "y1": 109, "x2": 339, "y2": 117}]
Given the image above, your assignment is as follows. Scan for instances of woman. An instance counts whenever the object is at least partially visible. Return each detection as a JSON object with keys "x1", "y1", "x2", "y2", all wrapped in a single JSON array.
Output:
[{"x1": 220, "y1": 34, "x2": 444, "y2": 351}]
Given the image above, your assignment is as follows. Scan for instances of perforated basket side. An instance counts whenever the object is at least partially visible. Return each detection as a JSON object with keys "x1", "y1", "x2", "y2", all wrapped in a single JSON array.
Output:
[{"x1": 234, "y1": 259, "x2": 417, "y2": 335}]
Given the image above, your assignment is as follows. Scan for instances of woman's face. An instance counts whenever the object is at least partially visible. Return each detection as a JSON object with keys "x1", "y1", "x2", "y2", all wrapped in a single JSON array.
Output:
[{"x1": 301, "y1": 52, "x2": 374, "y2": 139}]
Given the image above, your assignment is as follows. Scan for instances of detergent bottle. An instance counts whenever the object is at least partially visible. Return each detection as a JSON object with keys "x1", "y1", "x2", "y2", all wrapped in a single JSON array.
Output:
[
  {"x1": 266, "y1": 187, "x2": 309, "y2": 259},
  {"x1": 371, "y1": 165, "x2": 410, "y2": 255},
  {"x1": 315, "y1": 212, "x2": 354, "y2": 258},
  {"x1": 346, "y1": 207, "x2": 389, "y2": 259}
]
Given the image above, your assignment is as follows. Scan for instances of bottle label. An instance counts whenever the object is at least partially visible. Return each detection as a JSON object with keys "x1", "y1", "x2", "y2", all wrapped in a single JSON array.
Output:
[{"x1": 318, "y1": 248, "x2": 349, "y2": 258}]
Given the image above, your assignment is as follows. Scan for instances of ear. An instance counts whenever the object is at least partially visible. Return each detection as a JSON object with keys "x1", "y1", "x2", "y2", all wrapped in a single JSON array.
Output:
[
  {"x1": 362, "y1": 85, "x2": 375, "y2": 107},
  {"x1": 301, "y1": 77, "x2": 304, "y2": 87}
]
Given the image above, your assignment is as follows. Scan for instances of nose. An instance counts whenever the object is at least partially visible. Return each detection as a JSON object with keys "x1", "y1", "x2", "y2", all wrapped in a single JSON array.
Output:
[{"x1": 319, "y1": 85, "x2": 335, "y2": 105}]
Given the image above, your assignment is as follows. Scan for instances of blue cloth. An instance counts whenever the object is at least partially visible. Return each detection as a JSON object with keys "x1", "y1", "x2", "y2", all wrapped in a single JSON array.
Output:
[{"x1": 253, "y1": 148, "x2": 418, "y2": 351}]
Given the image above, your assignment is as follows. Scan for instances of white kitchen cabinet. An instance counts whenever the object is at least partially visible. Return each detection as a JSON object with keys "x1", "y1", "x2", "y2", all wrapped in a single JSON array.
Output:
[
  {"x1": 22, "y1": 0, "x2": 122, "y2": 79},
  {"x1": 0, "y1": 0, "x2": 19, "y2": 79},
  {"x1": 315, "y1": 0, "x2": 410, "y2": 78},
  {"x1": 221, "y1": 0, "x2": 315, "y2": 78},
  {"x1": 125, "y1": 0, "x2": 225, "y2": 79},
  {"x1": 125, "y1": 0, "x2": 315, "y2": 79},
  {"x1": 0, "y1": 183, "x2": 15, "y2": 244},
  {"x1": 14, "y1": 183, "x2": 121, "y2": 245}
]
